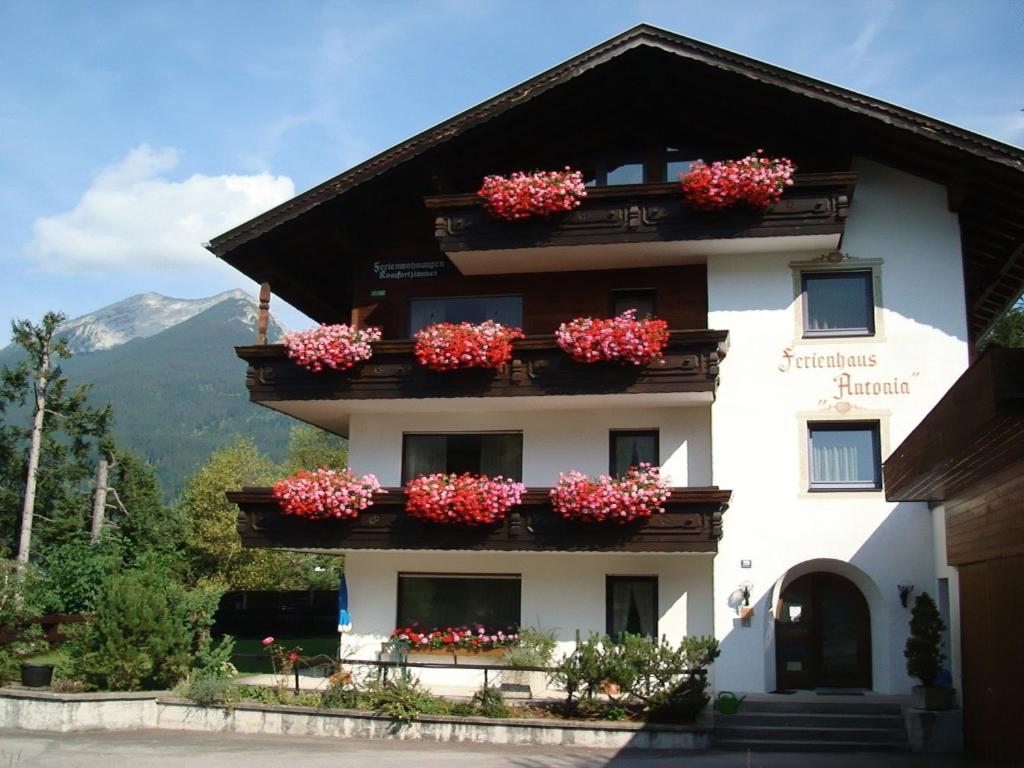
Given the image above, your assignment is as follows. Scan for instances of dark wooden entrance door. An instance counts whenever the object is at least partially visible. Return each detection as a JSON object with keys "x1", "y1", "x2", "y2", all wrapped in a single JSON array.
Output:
[{"x1": 775, "y1": 572, "x2": 872, "y2": 690}]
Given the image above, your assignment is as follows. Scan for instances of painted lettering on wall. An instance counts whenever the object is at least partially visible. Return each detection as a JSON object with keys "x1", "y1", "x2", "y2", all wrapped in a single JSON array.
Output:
[
  {"x1": 372, "y1": 260, "x2": 448, "y2": 280},
  {"x1": 778, "y1": 347, "x2": 920, "y2": 401}
]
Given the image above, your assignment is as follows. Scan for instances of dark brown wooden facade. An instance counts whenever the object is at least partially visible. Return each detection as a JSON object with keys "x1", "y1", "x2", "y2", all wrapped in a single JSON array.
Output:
[
  {"x1": 884, "y1": 348, "x2": 1024, "y2": 764},
  {"x1": 426, "y1": 173, "x2": 853, "y2": 256},
  {"x1": 237, "y1": 329, "x2": 727, "y2": 405},
  {"x1": 352, "y1": 264, "x2": 710, "y2": 340},
  {"x1": 229, "y1": 487, "x2": 731, "y2": 554}
]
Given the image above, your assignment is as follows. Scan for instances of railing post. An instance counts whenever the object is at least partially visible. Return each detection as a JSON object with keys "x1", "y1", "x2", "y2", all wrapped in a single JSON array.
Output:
[{"x1": 257, "y1": 281, "x2": 271, "y2": 345}]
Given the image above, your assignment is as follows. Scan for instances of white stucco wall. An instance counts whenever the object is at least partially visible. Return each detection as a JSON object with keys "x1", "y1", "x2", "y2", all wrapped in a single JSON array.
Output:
[
  {"x1": 342, "y1": 550, "x2": 713, "y2": 685},
  {"x1": 348, "y1": 405, "x2": 711, "y2": 487},
  {"x1": 707, "y1": 159, "x2": 970, "y2": 693}
]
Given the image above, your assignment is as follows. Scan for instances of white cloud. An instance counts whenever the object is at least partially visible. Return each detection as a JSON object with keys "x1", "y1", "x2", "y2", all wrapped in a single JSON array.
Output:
[{"x1": 27, "y1": 144, "x2": 295, "y2": 273}]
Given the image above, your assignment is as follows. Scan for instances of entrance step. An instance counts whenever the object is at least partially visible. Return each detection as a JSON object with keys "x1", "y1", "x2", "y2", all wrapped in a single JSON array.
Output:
[{"x1": 714, "y1": 698, "x2": 909, "y2": 753}]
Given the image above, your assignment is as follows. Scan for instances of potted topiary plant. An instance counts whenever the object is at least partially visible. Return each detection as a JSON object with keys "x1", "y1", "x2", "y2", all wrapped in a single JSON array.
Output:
[{"x1": 904, "y1": 592, "x2": 956, "y2": 710}]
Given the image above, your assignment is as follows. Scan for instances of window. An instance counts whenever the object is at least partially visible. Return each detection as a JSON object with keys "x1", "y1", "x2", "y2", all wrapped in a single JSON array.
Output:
[
  {"x1": 605, "y1": 160, "x2": 645, "y2": 186},
  {"x1": 609, "y1": 430, "x2": 659, "y2": 477},
  {"x1": 665, "y1": 146, "x2": 696, "y2": 181},
  {"x1": 802, "y1": 271, "x2": 874, "y2": 337},
  {"x1": 408, "y1": 295, "x2": 523, "y2": 335},
  {"x1": 397, "y1": 574, "x2": 521, "y2": 630},
  {"x1": 606, "y1": 576, "x2": 658, "y2": 640},
  {"x1": 610, "y1": 289, "x2": 656, "y2": 318},
  {"x1": 402, "y1": 432, "x2": 523, "y2": 483},
  {"x1": 808, "y1": 422, "x2": 881, "y2": 491}
]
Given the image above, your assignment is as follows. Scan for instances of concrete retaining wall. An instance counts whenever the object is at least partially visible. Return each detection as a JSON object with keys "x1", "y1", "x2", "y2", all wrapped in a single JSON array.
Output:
[{"x1": 0, "y1": 689, "x2": 711, "y2": 750}]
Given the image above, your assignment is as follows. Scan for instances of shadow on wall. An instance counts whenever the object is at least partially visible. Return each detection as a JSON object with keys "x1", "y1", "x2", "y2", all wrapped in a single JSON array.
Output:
[{"x1": 716, "y1": 500, "x2": 930, "y2": 694}]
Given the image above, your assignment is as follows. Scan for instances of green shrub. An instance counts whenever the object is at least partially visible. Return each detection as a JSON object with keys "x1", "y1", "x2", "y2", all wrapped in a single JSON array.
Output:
[
  {"x1": 185, "y1": 673, "x2": 237, "y2": 707},
  {"x1": 64, "y1": 559, "x2": 192, "y2": 691},
  {"x1": 904, "y1": 592, "x2": 945, "y2": 686},
  {"x1": 506, "y1": 627, "x2": 558, "y2": 668},
  {"x1": 0, "y1": 560, "x2": 51, "y2": 683},
  {"x1": 364, "y1": 676, "x2": 450, "y2": 722},
  {"x1": 319, "y1": 679, "x2": 363, "y2": 710},
  {"x1": 471, "y1": 684, "x2": 509, "y2": 718}
]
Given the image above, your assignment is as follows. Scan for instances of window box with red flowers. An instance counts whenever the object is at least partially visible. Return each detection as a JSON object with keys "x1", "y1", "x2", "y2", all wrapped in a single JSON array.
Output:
[
  {"x1": 404, "y1": 472, "x2": 526, "y2": 525},
  {"x1": 679, "y1": 150, "x2": 795, "y2": 211},
  {"x1": 549, "y1": 464, "x2": 670, "y2": 524},
  {"x1": 413, "y1": 320, "x2": 524, "y2": 372},
  {"x1": 282, "y1": 323, "x2": 382, "y2": 372},
  {"x1": 477, "y1": 167, "x2": 587, "y2": 221},
  {"x1": 555, "y1": 310, "x2": 670, "y2": 366},
  {"x1": 387, "y1": 625, "x2": 520, "y2": 655},
  {"x1": 272, "y1": 467, "x2": 385, "y2": 520}
]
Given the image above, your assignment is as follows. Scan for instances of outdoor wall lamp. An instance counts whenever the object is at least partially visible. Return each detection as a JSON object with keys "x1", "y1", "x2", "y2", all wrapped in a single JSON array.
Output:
[{"x1": 898, "y1": 582, "x2": 914, "y2": 607}]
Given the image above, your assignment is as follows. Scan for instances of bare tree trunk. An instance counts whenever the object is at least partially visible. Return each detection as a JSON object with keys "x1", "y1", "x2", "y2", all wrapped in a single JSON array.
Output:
[
  {"x1": 16, "y1": 348, "x2": 49, "y2": 565},
  {"x1": 90, "y1": 458, "x2": 109, "y2": 541}
]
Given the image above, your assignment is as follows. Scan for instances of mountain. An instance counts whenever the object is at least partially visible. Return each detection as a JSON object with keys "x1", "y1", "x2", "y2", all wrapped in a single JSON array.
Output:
[
  {"x1": 55, "y1": 289, "x2": 270, "y2": 354},
  {"x1": 0, "y1": 293, "x2": 294, "y2": 500}
]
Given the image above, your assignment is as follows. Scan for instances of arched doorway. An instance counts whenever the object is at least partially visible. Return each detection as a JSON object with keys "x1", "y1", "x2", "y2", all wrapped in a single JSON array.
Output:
[{"x1": 775, "y1": 572, "x2": 872, "y2": 690}]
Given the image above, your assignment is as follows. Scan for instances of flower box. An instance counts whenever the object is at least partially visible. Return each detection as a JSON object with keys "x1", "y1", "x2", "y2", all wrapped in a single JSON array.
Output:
[
  {"x1": 404, "y1": 473, "x2": 526, "y2": 525},
  {"x1": 478, "y1": 167, "x2": 587, "y2": 220},
  {"x1": 272, "y1": 467, "x2": 384, "y2": 520},
  {"x1": 413, "y1": 320, "x2": 524, "y2": 372},
  {"x1": 282, "y1": 324, "x2": 381, "y2": 372},
  {"x1": 679, "y1": 150, "x2": 795, "y2": 211},
  {"x1": 550, "y1": 464, "x2": 670, "y2": 524},
  {"x1": 556, "y1": 310, "x2": 669, "y2": 366}
]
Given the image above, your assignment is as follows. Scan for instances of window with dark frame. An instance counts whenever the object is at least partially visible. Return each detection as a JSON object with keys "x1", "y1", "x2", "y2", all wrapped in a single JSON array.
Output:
[
  {"x1": 808, "y1": 421, "x2": 882, "y2": 491},
  {"x1": 606, "y1": 576, "x2": 658, "y2": 640},
  {"x1": 397, "y1": 573, "x2": 521, "y2": 630},
  {"x1": 610, "y1": 289, "x2": 656, "y2": 319},
  {"x1": 408, "y1": 295, "x2": 523, "y2": 335},
  {"x1": 802, "y1": 271, "x2": 875, "y2": 337},
  {"x1": 609, "y1": 430, "x2": 659, "y2": 477},
  {"x1": 401, "y1": 432, "x2": 523, "y2": 484}
]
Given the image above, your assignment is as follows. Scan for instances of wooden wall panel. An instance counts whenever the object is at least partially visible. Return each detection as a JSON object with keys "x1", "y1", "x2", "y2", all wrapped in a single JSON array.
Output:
[
  {"x1": 945, "y1": 459, "x2": 1024, "y2": 567},
  {"x1": 959, "y1": 555, "x2": 1024, "y2": 764},
  {"x1": 351, "y1": 263, "x2": 709, "y2": 338}
]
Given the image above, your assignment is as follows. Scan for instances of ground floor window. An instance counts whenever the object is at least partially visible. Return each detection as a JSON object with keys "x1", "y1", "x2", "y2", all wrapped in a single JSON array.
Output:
[
  {"x1": 396, "y1": 573, "x2": 521, "y2": 630},
  {"x1": 606, "y1": 575, "x2": 658, "y2": 640}
]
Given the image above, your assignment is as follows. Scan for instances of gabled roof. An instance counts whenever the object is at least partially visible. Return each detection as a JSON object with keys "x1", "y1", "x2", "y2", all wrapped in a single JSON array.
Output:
[{"x1": 207, "y1": 23, "x2": 1024, "y2": 337}]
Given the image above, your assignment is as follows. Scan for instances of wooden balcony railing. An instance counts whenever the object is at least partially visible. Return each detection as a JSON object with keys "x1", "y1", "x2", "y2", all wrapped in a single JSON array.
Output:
[
  {"x1": 237, "y1": 330, "x2": 727, "y2": 404},
  {"x1": 425, "y1": 173, "x2": 855, "y2": 257},
  {"x1": 228, "y1": 486, "x2": 731, "y2": 553}
]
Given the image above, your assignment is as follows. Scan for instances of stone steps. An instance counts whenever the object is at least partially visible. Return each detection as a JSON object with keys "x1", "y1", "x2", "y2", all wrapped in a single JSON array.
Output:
[{"x1": 714, "y1": 698, "x2": 909, "y2": 753}]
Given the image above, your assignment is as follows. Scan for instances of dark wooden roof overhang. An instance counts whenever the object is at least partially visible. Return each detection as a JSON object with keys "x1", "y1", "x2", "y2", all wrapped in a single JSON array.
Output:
[
  {"x1": 207, "y1": 24, "x2": 1024, "y2": 338},
  {"x1": 883, "y1": 348, "x2": 1024, "y2": 502}
]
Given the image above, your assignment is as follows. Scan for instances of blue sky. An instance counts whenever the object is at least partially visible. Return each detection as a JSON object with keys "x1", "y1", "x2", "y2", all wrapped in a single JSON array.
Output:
[{"x1": 1, "y1": 0, "x2": 1021, "y2": 342}]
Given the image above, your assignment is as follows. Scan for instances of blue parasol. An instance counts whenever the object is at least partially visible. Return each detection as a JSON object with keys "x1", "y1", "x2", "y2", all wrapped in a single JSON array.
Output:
[{"x1": 337, "y1": 573, "x2": 352, "y2": 633}]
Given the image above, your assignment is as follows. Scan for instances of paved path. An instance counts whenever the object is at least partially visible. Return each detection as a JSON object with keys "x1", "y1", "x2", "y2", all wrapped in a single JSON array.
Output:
[{"x1": 0, "y1": 729, "x2": 992, "y2": 767}]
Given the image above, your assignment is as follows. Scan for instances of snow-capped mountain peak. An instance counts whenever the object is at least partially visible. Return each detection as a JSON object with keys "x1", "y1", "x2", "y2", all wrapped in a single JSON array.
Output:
[{"x1": 58, "y1": 289, "x2": 259, "y2": 353}]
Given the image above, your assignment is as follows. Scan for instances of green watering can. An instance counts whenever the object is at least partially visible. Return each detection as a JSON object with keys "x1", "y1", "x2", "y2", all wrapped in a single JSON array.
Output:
[{"x1": 715, "y1": 691, "x2": 746, "y2": 715}]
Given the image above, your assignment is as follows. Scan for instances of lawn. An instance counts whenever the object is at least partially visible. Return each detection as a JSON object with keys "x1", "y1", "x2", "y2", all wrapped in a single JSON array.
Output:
[{"x1": 229, "y1": 636, "x2": 341, "y2": 675}]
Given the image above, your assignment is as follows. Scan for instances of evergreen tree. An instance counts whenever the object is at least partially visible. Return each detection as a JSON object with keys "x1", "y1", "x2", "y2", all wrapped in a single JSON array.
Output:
[
  {"x1": 107, "y1": 447, "x2": 183, "y2": 563},
  {"x1": 904, "y1": 592, "x2": 946, "y2": 686},
  {"x1": 0, "y1": 312, "x2": 110, "y2": 562},
  {"x1": 980, "y1": 301, "x2": 1024, "y2": 349}
]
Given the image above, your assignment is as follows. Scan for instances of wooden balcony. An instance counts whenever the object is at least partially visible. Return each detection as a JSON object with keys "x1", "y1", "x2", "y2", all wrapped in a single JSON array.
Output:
[
  {"x1": 228, "y1": 487, "x2": 731, "y2": 553},
  {"x1": 425, "y1": 173, "x2": 856, "y2": 275},
  {"x1": 237, "y1": 330, "x2": 727, "y2": 406}
]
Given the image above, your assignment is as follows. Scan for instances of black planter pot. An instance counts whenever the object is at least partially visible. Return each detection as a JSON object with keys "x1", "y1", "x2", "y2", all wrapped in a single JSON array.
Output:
[{"x1": 20, "y1": 663, "x2": 54, "y2": 688}]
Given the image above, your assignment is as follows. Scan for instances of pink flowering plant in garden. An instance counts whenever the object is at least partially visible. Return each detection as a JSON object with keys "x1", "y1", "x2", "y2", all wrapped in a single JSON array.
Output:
[
  {"x1": 261, "y1": 636, "x2": 303, "y2": 676},
  {"x1": 550, "y1": 464, "x2": 670, "y2": 524},
  {"x1": 556, "y1": 309, "x2": 670, "y2": 366},
  {"x1": 404, "y1": 472, "x2": 526, "y2": 526},
  {"x1": 272, "y1": 467, "x2": 385, "y2": 520},
  {"x1": 679, "y1": 150, "x2": 796, "y2": 210},
  {"x1": 413, "y1": 320, "x2": 524, "y2": 372},
  {"x1": 282, "y1": 323, "x2": 382, "y2": 372},
  {"x1": 478, "y1": 167, "x2": 587, "y2": 220},
  {"x1": 387, "y1": 624, "x2": 520, "y2": 652}
]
